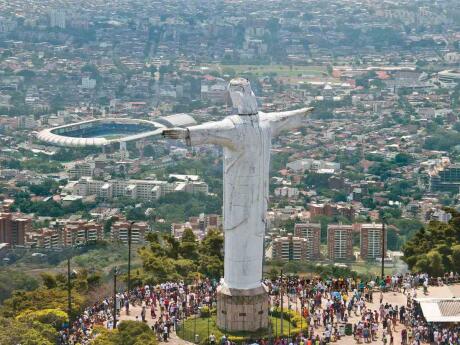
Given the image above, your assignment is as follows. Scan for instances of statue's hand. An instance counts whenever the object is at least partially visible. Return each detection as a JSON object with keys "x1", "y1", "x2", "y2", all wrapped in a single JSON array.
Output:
[{"x1": 162, "y1": 128, "x2": 188, "y2": 140}]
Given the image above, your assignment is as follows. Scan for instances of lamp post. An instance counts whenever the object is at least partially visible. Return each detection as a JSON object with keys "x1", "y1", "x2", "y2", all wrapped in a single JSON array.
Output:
[
  {"x1": 67, "y1": 256, "x2": 72, "y2": 326},
  {"x1": 128, "y1": 221, "x2": 135, "y2": 292},
  {"x1": 280, "y1": 270, "x2": 284, "y2": 336},
  {"x1": 381, "y1": 221, "x2": 385, "y2": 280},
  {"x1": 113, "y1": 266, "x2": 118, "y2": 329}
]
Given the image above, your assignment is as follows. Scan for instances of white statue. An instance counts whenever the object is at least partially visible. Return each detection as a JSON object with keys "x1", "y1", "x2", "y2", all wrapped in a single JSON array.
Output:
[{"x1": 163, "y1": 78, "x2": 313, "y2": 290}]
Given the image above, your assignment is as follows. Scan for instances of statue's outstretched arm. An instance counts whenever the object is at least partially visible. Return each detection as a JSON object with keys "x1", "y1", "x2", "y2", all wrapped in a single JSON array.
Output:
[
  {"x1": 162, "y1": 118, "x2": 236, "y2": 149},
  {"x1": 262, "y1": 107, "x2": 314, "y2": 137}
]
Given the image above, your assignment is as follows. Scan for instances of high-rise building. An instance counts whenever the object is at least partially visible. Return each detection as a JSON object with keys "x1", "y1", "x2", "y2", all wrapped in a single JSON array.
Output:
[
  {"x1": 111, "y1": 221, "x2": 149, "y2": 244},
  {"x1": 357, "y1": 223, "x2": 386, "y2": 260},
  {"x1": 0, "y1": 213, "x2": 30, "y2": 246},
  {"x1": 50, "y1": 9, "x2": 66, "y2": 29},
  {"x1": 272, "y1": 235, "x2": 308, "y2": 261},
  {"x1": 429, "y1": 164, "x2": 460, "y2": 192},
  {"x1": 294, "y1": 223, "x2": 321, "y2": 259},
  {"x1": 327, "y1": 224, "x2": 353, "y2": 261}
]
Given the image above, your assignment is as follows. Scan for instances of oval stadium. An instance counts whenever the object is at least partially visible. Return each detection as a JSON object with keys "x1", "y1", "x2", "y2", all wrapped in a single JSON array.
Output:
[{"x1": 36, "y1": 114, "x2": 196, "y2": 147}]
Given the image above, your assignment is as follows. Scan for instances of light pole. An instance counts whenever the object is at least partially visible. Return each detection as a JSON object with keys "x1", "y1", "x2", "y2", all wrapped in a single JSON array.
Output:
[
  {"x1": 280, "y1": 269, "x2": 284, "y2": 336},
  {"x1": 381, "y1": 221, "x2": 385, "y2": 280},
  {"x1": 113, "y1": 266, "x2": 118, "y2": 329},
  {"x1": 128, "y1": 221, "x2": 135, "y2": 292},
  {"x1": 67, "y1": 256, "x2": 72, "y2": 327}
]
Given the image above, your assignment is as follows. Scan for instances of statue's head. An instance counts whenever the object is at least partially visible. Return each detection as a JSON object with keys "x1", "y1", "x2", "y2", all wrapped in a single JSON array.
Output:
[{"x1": 228, "y1": 78, "x2": 258, "y2": 115}]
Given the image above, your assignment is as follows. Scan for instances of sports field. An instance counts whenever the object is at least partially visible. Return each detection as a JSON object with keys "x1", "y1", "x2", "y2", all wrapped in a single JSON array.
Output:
[{"x1": 207, "y1": 64, "x2": 327, "y2": 78}]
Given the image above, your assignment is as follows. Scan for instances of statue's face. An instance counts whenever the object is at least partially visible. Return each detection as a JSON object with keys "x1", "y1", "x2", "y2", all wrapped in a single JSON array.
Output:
[{"x1": 228, "y1": 78, "x2": 258, "y2": 115}]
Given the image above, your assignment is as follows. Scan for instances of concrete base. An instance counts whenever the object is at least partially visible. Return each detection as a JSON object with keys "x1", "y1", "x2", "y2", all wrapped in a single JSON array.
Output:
[{"x1": 216, "y1": 284, "x2": 269, "y2": 332}]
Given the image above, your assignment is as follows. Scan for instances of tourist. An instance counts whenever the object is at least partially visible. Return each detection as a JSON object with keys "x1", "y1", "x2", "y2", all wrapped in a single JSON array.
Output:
[{"x1": 209, "y1": 332, "x2": 216, "y2": 345}]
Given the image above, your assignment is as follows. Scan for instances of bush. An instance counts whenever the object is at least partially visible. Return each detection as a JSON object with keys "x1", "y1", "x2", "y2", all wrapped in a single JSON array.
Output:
[
  {"x1": 270, "y1": 308, "x2": 307, "y2": 333},
  {"x1": 200, "y1": 306, "x2": 210, "y2": 317},
  {"x1": 16, "y1": 308, "x2": 67, "y2": 329}
]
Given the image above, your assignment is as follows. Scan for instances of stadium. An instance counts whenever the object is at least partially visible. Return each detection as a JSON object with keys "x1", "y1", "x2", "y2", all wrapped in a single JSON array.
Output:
[{"x1": 36, "y1": 114, "x2": 196, "y2": 147}]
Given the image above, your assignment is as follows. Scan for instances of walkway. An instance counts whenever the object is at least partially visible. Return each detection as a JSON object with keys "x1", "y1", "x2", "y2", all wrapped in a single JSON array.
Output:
[{"x1": 115, "y1": 284, "x2": 460, "y2": 345}]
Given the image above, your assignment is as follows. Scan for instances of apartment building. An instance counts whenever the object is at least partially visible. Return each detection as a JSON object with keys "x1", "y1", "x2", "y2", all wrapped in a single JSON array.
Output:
[
  {"x1": 272, "y1": 234, "x2": 308, "y2": 261},
  {"x1": 171, "y1": 214, "x2": 222, "y2": 240},
  {"x1": 357, "y1": 223, "x2": 386, "y2": 260},
  {"x1": 30, "y1": 220, "x2": 103, "y2": 248},
  {"x1": 111, "y1": 221, "x2": 149, "y2": 244},
  {"x1": 68, "y1": 162, "x2": 95, "y2": 180},
  {"x1": 74, "y1": 177, "x2": 208, "y2": 201},
  {"x1": 0, "y1": 212, "x2": 31, "y2": 246},
  {"x1": 327, "y1": 224, "x2": 354, "y2": 261},
  {"x1": 63, "y1": 221, "x2": 103, "y2": 246},
  {"x1": 294, "y1": 223, "x2": 321, "y2": 259}
]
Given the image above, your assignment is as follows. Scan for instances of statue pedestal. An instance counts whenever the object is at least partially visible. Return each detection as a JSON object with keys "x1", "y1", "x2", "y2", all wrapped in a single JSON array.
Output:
[{"x1": 216, "y1": 284, "x2": 269, "y2": 332}]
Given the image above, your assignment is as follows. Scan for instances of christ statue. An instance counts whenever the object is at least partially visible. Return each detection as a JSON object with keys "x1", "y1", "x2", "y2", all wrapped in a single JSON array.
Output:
[{"x1": 163, "y1": 78, "x2": 313, "y2": 291}]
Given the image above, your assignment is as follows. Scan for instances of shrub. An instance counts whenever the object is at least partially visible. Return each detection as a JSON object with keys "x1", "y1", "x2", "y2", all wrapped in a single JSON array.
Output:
[
  {"x1": 16, "y1": 308, "x2": 67, "y2": 330},
  {"x1": 200, "y1": 306, "x2": 210, "y2": 317}
]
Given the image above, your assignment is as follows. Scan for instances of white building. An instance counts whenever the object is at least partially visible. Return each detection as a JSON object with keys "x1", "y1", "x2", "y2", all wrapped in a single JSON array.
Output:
[
  {"x1": 50, "y1": 9, "x2": 66, "y2": 29},
  {"x1": 274, "y1": 186, "x2": 299, "y2": 198},
  {"x1": 287, "y1": 159, "x2": 340, "y2": 173},
  {"x1": 81, "y1": 77, "x2": 96, "y2": 89},
  {"x1": 72, "y1": 176, "x2": 208, "y2": 201}
]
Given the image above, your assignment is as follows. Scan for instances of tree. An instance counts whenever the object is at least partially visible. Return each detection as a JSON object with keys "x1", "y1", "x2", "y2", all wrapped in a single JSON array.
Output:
[
  {"x1": 0, "y1": 316, "x2": 56, "y2": 345},
  {"x1": 16, "y1": 308, "x2": 67, "y2": 330},
  {"x1": 426, "y1": 250, "x2": 444, "y2": 277},
  {"x1": 201, "y1": 229, "x2": 224, "y2": 259},
  {"x1": 40, "y1": 273, "x2": 57, "y2": 289},
  {"x1": 92, "y1": 321, "x2": 158, "y2": 345},
  {"x1": 179, "y1": 228, "x2": 199, "y2": 260},
  {"x1": 1, "y1": 288, "x2": 84, "y2": 319},
  {"x1": 451, "y1": 245, "x2": 460, "y2": 272},
  {"x1": 0, "y1": 270, "x2": 38, "y2": 303},
  {"x1": 403, "y1": 212, "x2": 460, "y2": 275},
  {"x1": 394, "y1": 153, "x2": 414, "y2": 166}
]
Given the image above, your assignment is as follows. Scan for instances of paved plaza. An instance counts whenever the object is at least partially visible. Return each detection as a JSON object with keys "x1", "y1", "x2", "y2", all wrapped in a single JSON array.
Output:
[{"x1": 115, "y1": 283, "x2": 460, "y2": 345}]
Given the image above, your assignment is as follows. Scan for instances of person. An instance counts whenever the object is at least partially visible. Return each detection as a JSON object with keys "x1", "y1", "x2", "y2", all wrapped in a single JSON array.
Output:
[
  {"x1": 141, "y1": 305, "x2": 146, "y2": 322},
  {"x1": 124, "y1": 298, "x2": 130, "y2": 315},
  {"x1": 163, "y1": 324, "x2": 168, "y2": 341},
  {"x1": 324, "y1": 328, "x2": 331, "y2": 343},
  {"x1": 401, "y1": 328, "x2": 407, "y2": 345},
  {"x1": 210, "y1": 333, "x2": 216, "y2": 345}
]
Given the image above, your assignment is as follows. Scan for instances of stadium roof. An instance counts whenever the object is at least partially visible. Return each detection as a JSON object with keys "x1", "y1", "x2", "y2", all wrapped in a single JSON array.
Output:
[
  {"x1": 36, "y1": 115, "x2": 197, "y2": 147},
  {"x1": 155, "y1": 113, "x2": 197, "y2": 128}
]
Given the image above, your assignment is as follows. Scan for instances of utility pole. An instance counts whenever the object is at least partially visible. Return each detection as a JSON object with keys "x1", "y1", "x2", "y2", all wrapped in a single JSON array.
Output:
[
  {"x1": 113, "y1": 267, "x2": 118, "y2": 329},
  {"x1": 67, "y1": 256, "x2": 72, "y2": 326},
  {"x1": 381, "y1": 218, "x2": 386, "y2": 280},
  {"x1": 128, "y1": 221, "x2": 134, "y2": 292},
  {"x1": 280, "y1": 269, "x2": 283, "y2": 336}
]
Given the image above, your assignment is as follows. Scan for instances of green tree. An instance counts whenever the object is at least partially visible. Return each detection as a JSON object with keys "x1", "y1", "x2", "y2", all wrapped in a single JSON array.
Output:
[
  {"x1": 0, "y1": 270, "x2": 39, "y2": 303},
  {"x1": 1, "y1": 288, "x2": 84, "y2": 319},
  {"x1": 426, "y1": 250, "x2": 444, "y2": 277},
  {"x1": 179, "y1": 228, "x2": 199, "y2": 260},
  {"x1": 0, "y1": 317, "x2": 56, "y2": 345},
  {"x1": 92, "y1": 321, "x2": 157, "y2": 345},
  {"x1": 40, "y1": 273, "x2": 57, "y2": 289},
  {"x1": 451, "y1": 245, "x2": 460, "y2": 271}
]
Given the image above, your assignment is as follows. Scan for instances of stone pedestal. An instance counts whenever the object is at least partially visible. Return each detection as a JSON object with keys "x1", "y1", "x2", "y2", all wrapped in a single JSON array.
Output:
[{"x1": 216, "y1": 284, "x2": 269, "y2": 332}]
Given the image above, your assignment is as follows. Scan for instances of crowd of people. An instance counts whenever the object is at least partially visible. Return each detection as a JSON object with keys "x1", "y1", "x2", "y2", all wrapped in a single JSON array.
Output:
[
  {"x1": 58, "y1": 272, "x2": 460, "y2": 345},
  {"x1": 58, "y1": 279, "x2": 218, "y2": 344}
]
